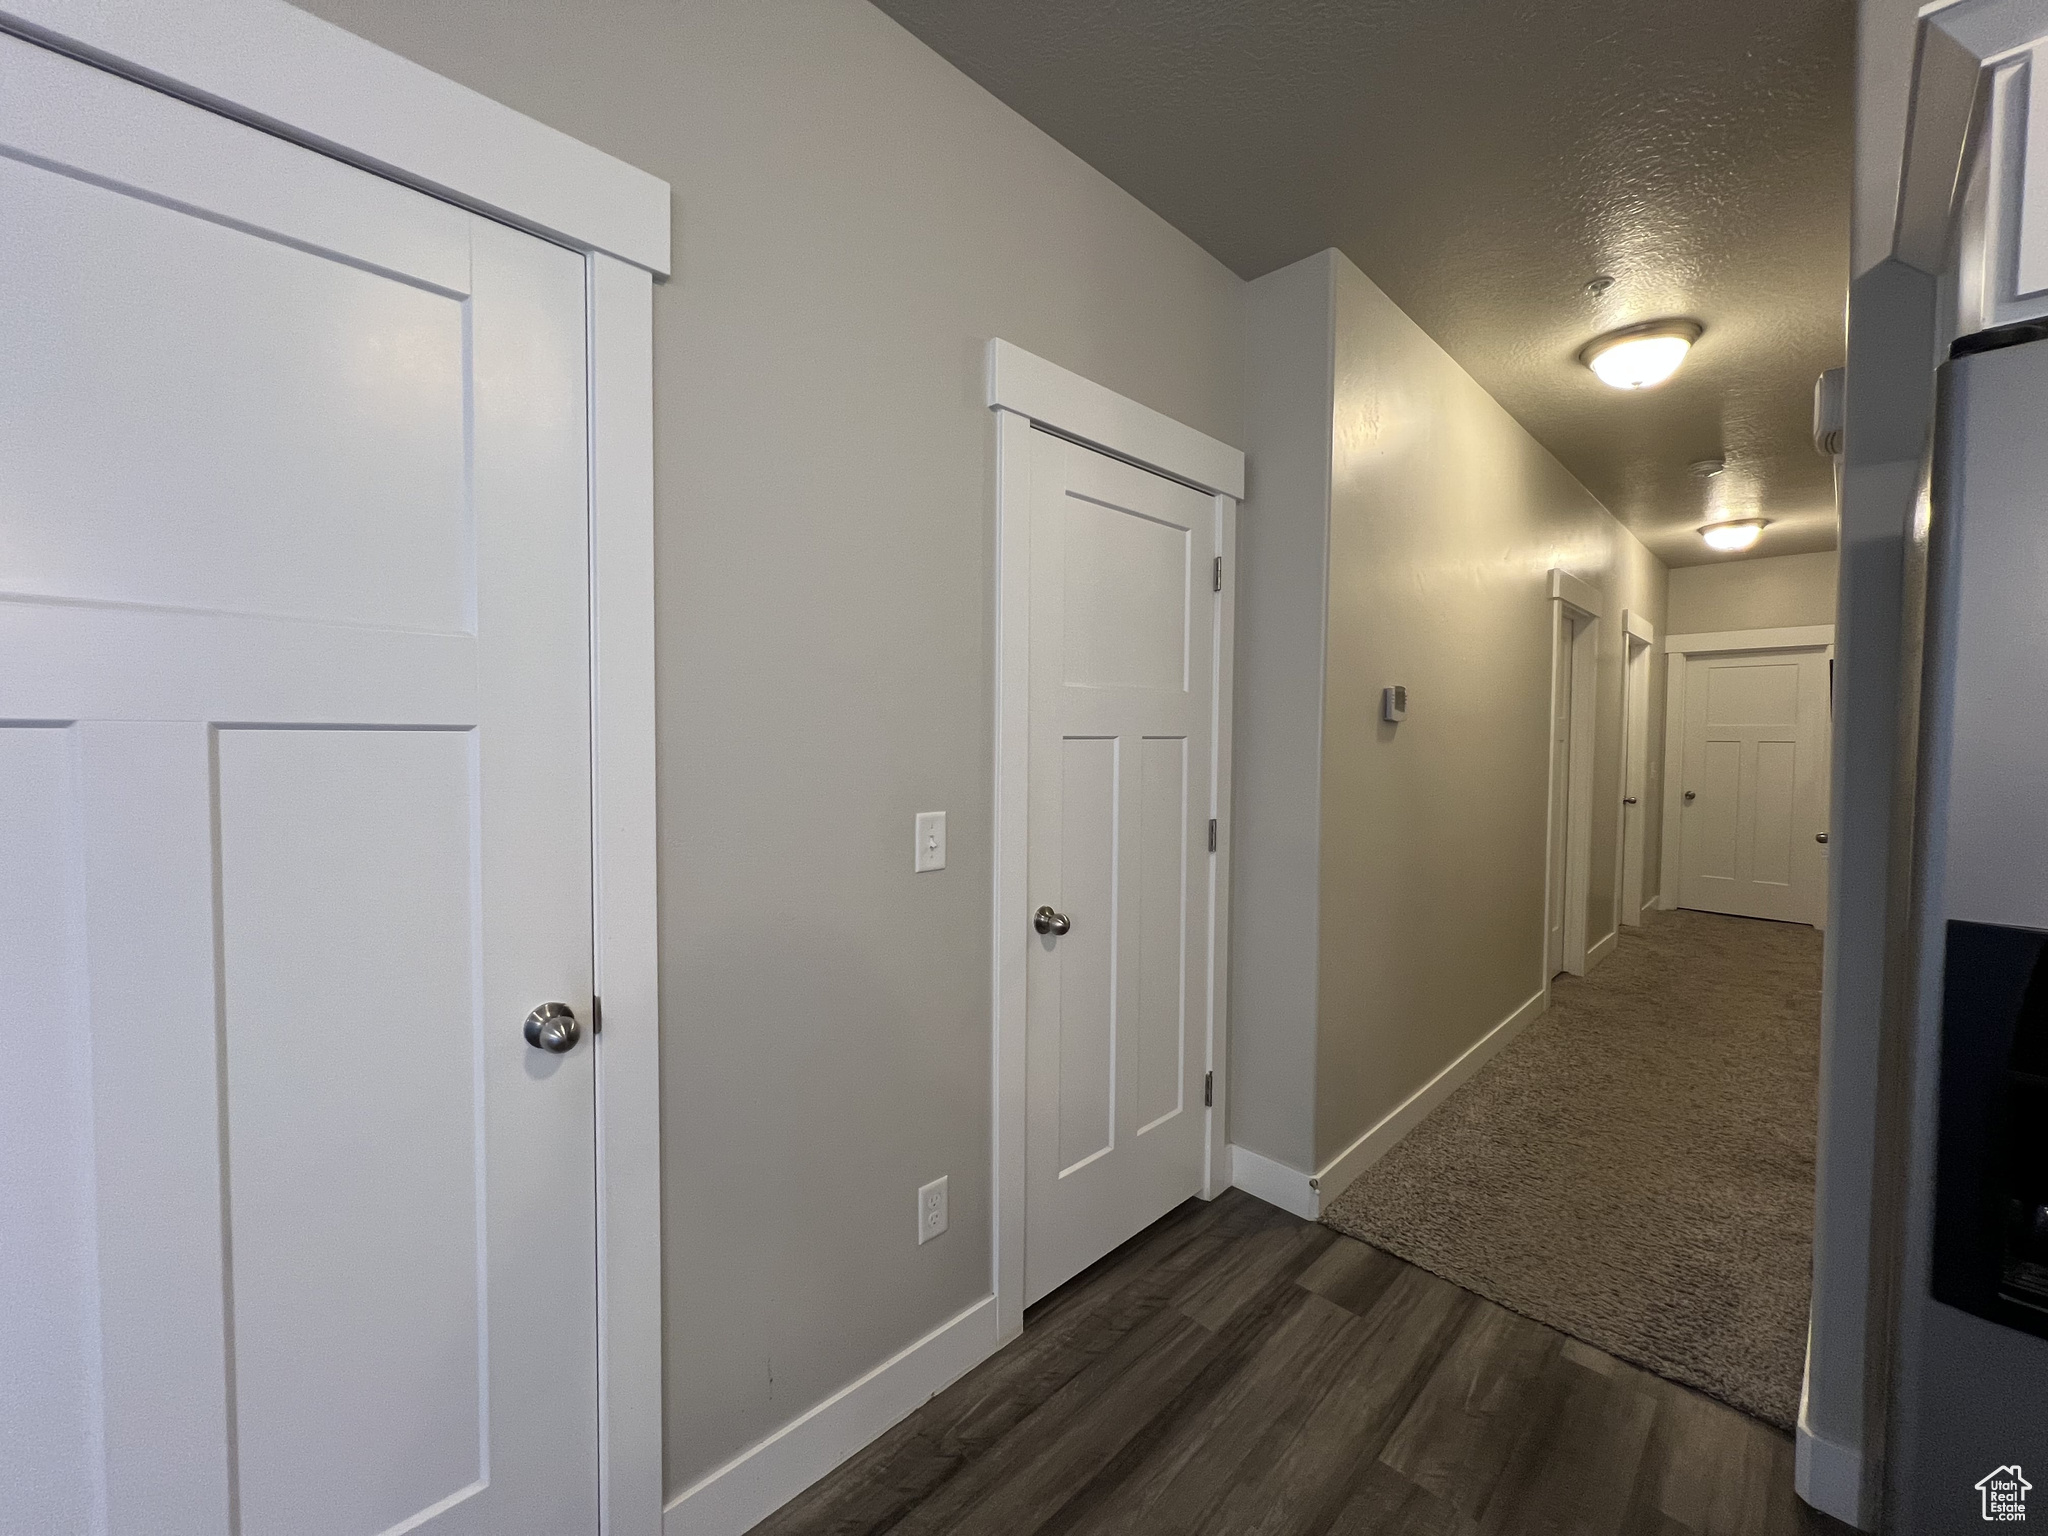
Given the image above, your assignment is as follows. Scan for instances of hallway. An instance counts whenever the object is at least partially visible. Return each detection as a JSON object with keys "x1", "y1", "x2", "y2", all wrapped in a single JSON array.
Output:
[
  {"x1": 13, "y1": 0, "x2": 2045, "y2": 1526},
  {"x1": 1321, "y1": 910, "x2": 1822, "y2": 1429},
  {"x1": 750, "y1": 1188, "x2": 1848, "y2": 1536}
]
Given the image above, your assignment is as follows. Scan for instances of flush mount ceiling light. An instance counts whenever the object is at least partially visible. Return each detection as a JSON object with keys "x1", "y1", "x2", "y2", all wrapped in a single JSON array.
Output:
[
  {"x1": 1579, "y1": 319, "x2": 1703, "y2": 390},
  {"x1": 1699, "y1": 517, "x2": 1769, "y2": 553}
]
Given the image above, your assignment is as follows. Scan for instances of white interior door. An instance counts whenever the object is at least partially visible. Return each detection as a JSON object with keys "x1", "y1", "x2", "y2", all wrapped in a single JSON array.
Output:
[
  {"x1": 0, "y1": 35, "x2": 599, "y2": 1536},
  {"x1": 1620, "y1": 635, "x2": 1652, "y2": 925},
  {"x1": 1024, "y1": 431, "x2": 1214, "y2": 1305},
  {"x1": 1676, "y1": 648, "x2": 1832, "y2": 926},
  {"x1": 1547, "y1": 606, "x2": 1574, "y2": 977}
]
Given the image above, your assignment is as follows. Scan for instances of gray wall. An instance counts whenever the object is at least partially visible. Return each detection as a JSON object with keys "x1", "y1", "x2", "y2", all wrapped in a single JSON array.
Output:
[
  {"x1": 290, "y1": 0, "x2": 1244, "y2": 1497},
  {"x1": 1228, "y1": 255, "x2": 1334, "y2": 1174},
  {"x1": 1668, "y1": 549, "x2": 1840, "y2": 634},
  {"x1": 1232, "y1": 250, "x2": 1669, "y2": 1174},
  {"x1": 1317, "y1": 253, "x2": 1669, "y2": 1167}
]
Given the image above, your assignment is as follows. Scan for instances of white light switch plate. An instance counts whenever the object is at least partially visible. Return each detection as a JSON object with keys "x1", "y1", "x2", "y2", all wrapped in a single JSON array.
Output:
[
  {"x1": 917, "y1": 1175, "x2": 948, "y2": 1244},
  {"x1": 914, "y1": 811, "x2": 946, "y2": 872}
]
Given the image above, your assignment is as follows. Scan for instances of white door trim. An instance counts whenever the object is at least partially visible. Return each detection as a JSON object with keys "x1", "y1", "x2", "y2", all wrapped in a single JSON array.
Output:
[
  {"x1": 1657, "y1": 626, "x2": 1836, "y2": 916},
  {"x1": 989, "y1": 339, "x2": 1243, "y2": 1345},
  {"x1": 0, "y1": 0, "x2": 670, "y2": 273},
  {"x1": 986, "y1": 338, "x2": 1246, "y2": 499},
  {"x1": 1665, "y1": 624, "x2": 1834, "y2": 656},
  {"x1": 1545, "y1": 571, "x2": 1602, "y2": 987},
  {"x1": 4, "y1": 13, "x2": 671, "y2": 1531},
  {"x1": 1549, "y1": 567, "x2": 1603, "y2": 618},
  {"x1": 588, "y1": 257, "x2": 664, "y2": 1535}
]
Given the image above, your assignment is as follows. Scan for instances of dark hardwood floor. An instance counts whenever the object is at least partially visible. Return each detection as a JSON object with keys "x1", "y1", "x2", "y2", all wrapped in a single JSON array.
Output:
[{"x1": 749, "y1": 1190, "x2": 1854, "y2": 1536}]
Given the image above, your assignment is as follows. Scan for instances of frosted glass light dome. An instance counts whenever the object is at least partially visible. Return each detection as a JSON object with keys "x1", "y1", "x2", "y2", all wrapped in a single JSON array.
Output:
[
  {"x1": 1699, "y1": 518, "x2": 1768, "y2": 553},
  {"x1": 1579, "y1": 320, "x2": 1703, "y2": 390}
]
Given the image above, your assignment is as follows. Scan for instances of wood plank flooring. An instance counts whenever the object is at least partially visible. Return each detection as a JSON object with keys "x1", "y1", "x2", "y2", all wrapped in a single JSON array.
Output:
[{"x1": 748, "y1": 1190, "x2": 1854, "y2": 1536}]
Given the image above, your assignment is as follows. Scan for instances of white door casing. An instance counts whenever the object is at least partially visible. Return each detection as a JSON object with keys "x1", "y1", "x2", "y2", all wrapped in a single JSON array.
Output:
[
  {"x1": 1545, "y1": 571, "x2": 1601, "y2": 981},
  {"x1": 987, "y1": 339, "x2": 1244, "y2": 1345},
  {"x1": 1547, "y1": 605, "x2": 1574, "y2": 977},
  {"x1": 0, "y1": 34, "x2": 603, "y2": 1536},
  {"x1": 1675, "y1": 647, "x2": 1833, "y2": 927},
  {"x1": 1022, "y1": 431, "x2": 1216, "y2": 1306}
]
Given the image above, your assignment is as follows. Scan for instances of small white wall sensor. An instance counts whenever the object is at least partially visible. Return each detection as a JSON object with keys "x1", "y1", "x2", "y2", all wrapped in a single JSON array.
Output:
[{"x1": 1382, "y1": 685, "x2": 1408, "y2": 723}]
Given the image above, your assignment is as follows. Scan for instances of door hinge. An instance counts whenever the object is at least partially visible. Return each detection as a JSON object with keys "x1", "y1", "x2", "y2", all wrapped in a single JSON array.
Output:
[
  {"x1": 1208, "y1": 818, "x2": 1218, "y2": 852},
  {"x1": 1213, "y1": 555, "x2": 1223, "y2": 592},
  {"x1": 1204, "y1": 1070, "x2": 1214, "y2": 1108}
]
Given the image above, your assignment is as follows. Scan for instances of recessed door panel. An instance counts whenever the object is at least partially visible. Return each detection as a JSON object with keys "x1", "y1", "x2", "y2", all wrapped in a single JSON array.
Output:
[
  {"x1": 0, "y1": 154, "x2": 470, "y2": 634},
  {"x1": 217, "y1": 728, "x2": 484, "y2": 1535},
  {"x1": 1706, "y1": 661, "x2": 1799, "y2": 727},
  {"x1": 1696, "y1": 738, "x2": 1742, "y2": 882},
  {"x1": 1060, "y1": 492, "x2": 1191, "y2": 693},
  {"x1": 0, "y1": 726, "x2": 98, "y2": 1536},
  {"x1": 1135, "y1": 736, "x2": 1189, "y2": 1133},
  {"x1": 1749, "y1": 739, "x2": 1798, "y2": 888},
  {"x1": 1057, "y1": 736, "x2": 1118, "y2": 1174}
]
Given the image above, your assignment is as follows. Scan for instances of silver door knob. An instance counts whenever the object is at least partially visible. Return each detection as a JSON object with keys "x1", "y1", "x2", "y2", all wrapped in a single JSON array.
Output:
[
  {"x1": 1683, "y1": 790, "x2": 1697, "y2": 802},
  {"x1": 1816, "y1": 832, "x2": 1829, "y2": 844},
  {"x1": 1034, "y1": 905, "x2": 1071, "y2": 936},
  {"x1": 523, "y1": 1001, "x2": 581, "y2": 1053},
  {"x1": 1623, "y1": 797, "x2": 1638, "y2": 805}
]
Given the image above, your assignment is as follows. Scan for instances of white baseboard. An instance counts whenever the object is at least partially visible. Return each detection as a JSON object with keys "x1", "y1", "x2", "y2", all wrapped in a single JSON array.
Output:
[
  {"x1": 1229, "y1": 1143, "x2": 1319, "y2": 1219},
  {"x1": 663, "y1": 1294, "x2": 998, "y2": 1536},
  {"x1": 1230, "y1": 987, "x2": 1548, "y2": 1223},
  {"x1": 1795, "y1": 1388, "x2": 1870, "y2": 1528},
  {"x1": 1586, "y1": 928, "x2": 1617, "y2": 970},
  {"x1": 1312, "y1": 986, "x2": 1548, "y2": 1209}
]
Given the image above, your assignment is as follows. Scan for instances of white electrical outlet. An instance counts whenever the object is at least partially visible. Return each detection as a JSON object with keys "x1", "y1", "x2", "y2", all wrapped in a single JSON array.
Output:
[
  {"x1": 917, "y1": 1175, "x2": 948, "y2": 1244},
  {"x1": 914, "y1": 811, "x2": 946, "y2": 872}
]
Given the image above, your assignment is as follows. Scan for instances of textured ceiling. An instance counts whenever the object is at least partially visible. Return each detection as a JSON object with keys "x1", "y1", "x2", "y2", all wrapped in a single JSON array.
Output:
[{"x1": 872, "y1": 0, "x2": 1853, "y2": 567}]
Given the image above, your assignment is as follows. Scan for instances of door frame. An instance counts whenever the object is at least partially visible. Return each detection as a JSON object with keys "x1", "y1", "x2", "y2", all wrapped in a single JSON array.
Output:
[
  {"x1": 1657, "y1": 624, "x2": 1835, "y2": 916},
  {"x1": 0, "y1": 4, "x2": 672, "y2": 1529},
  {"x1": 1544, "y1": 570, "x2": 1601, "y2": 987},
  {"x1": 1616, "y1": 610, "x2": 1656, "y2": 928},
  {"x1": 988, "y1": 339, "x2": 1244, "y2": 1345}
]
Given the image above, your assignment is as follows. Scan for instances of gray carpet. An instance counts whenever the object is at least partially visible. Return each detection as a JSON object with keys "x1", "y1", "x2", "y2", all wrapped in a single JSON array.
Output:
[{"x1": 1320, "y1": 908, "x2": 1821, "y2": 1429}]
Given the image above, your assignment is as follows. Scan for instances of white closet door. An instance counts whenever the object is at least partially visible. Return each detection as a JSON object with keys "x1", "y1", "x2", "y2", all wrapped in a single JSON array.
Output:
[
  {"x1": 1023, "y1": 431, "x2": 1215, "y2": 1305},
  {"x1": 1677, "y1": 648, "x2": 1831, "y2": 927},
  {"x1": 0, "y1": 34, "x2": 599, "y2": 1536},
  {"x1": 1620, "y1": 637, "x2": 1652, "y2": 926}
]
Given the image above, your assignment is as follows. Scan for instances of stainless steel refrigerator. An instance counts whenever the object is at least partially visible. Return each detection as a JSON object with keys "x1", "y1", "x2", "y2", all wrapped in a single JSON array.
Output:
[{"x1": 1887, "y1": 319, "x2": 2048, "y2": 1529}]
